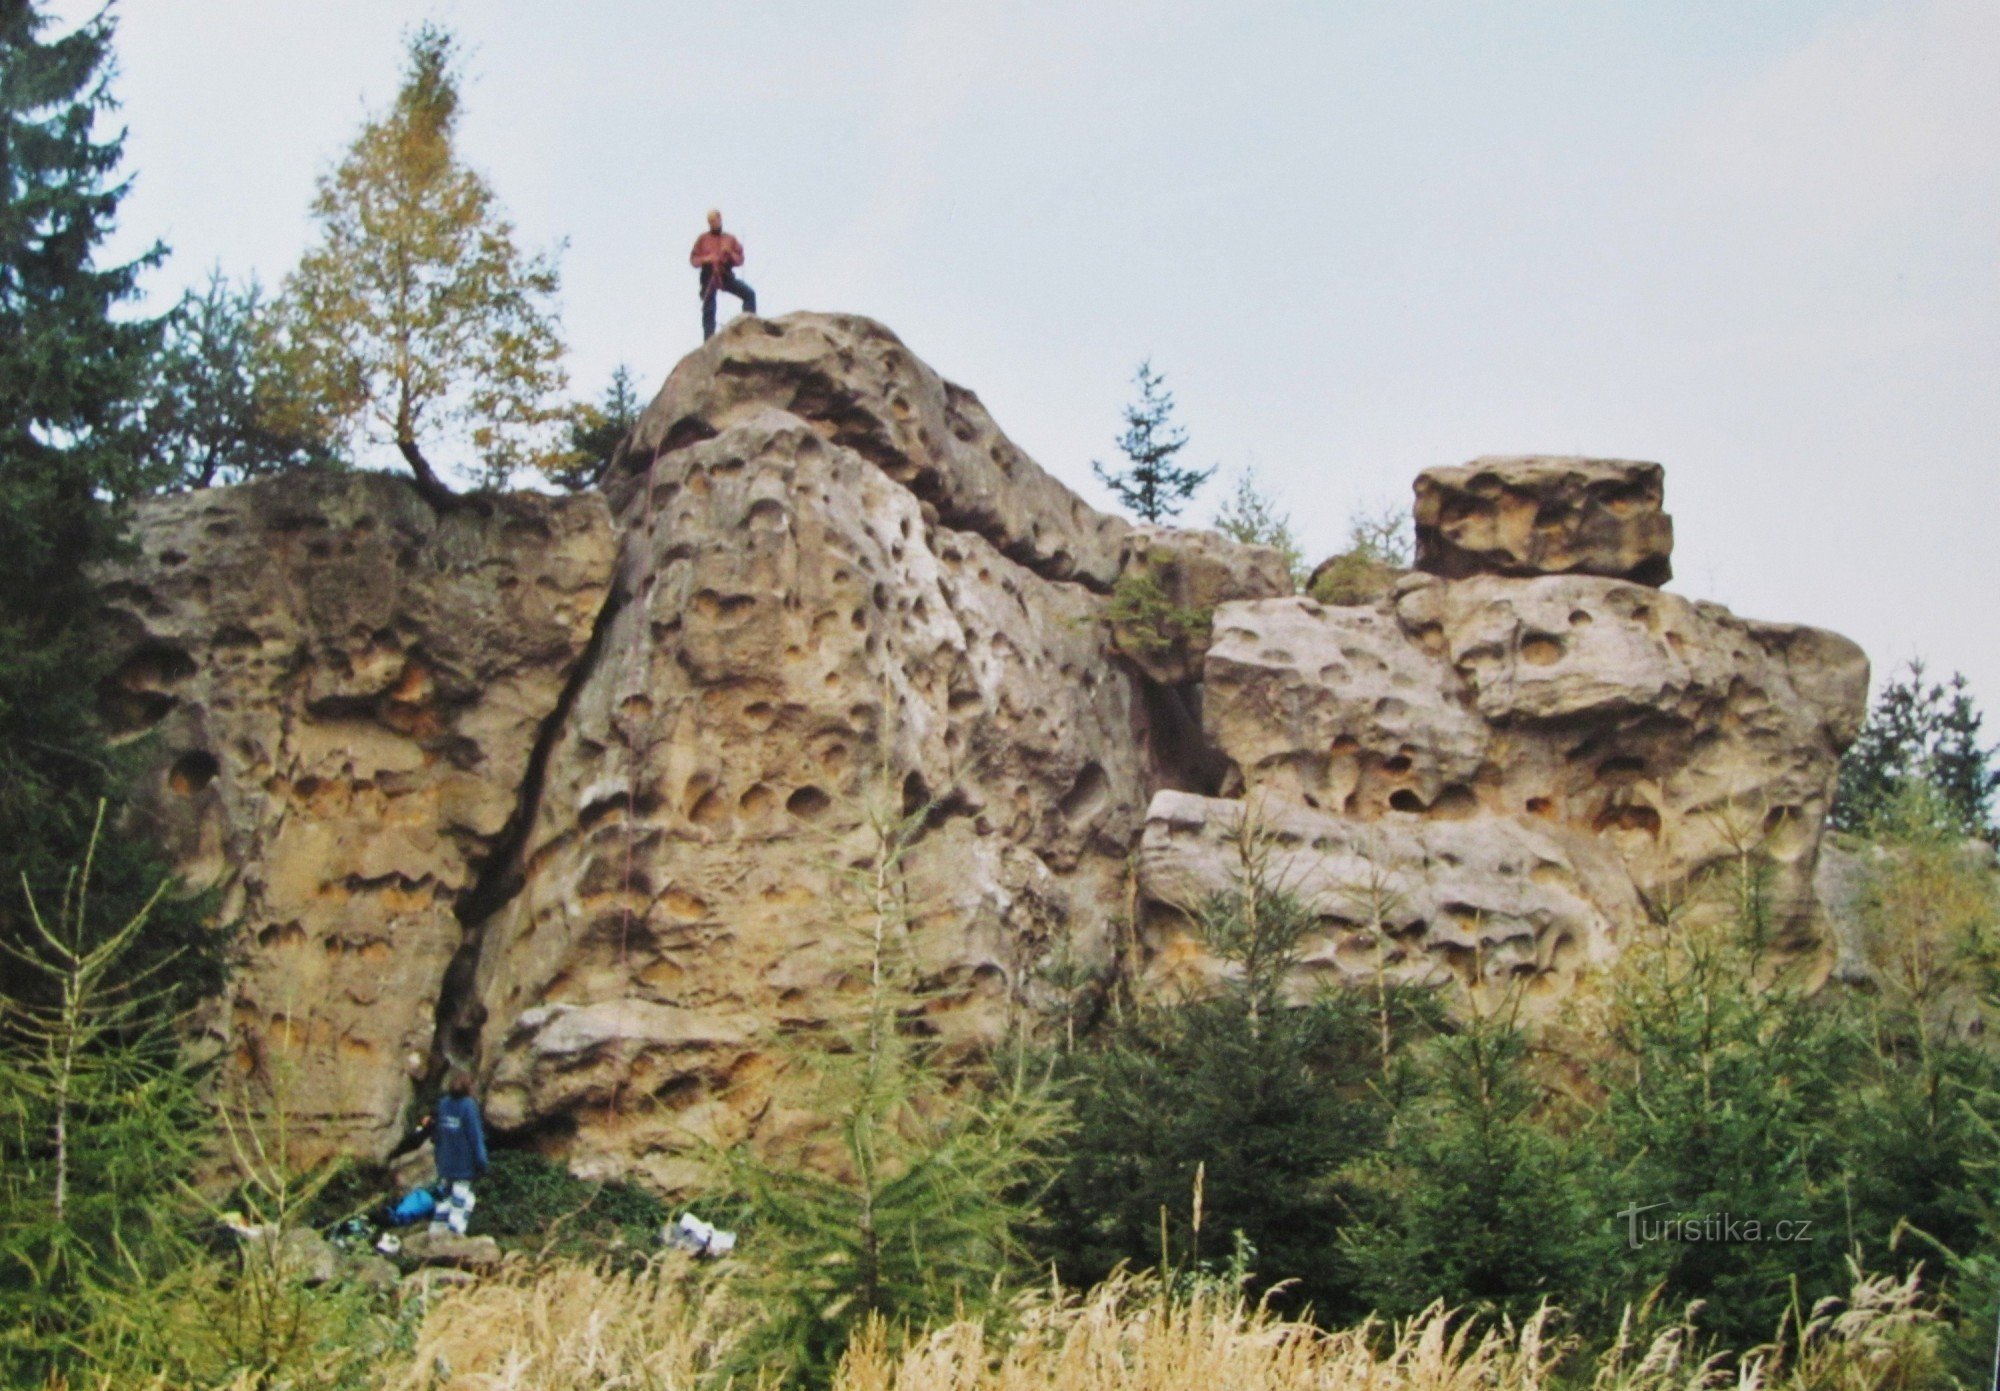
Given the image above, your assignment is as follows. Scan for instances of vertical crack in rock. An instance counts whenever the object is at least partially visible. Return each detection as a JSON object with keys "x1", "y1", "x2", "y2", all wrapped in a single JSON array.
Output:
[{"x1": 430, "y1": 572, "x2": 630, "y2": 1073}]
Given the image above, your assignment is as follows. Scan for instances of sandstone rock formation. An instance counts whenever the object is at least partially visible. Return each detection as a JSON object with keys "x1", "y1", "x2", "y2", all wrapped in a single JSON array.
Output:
[
  {"x1": 101, "y1": 474, "x2": 616, "y2": 1156},
  {"x1": 1139, "y1": 790, "x2": 1639, "y2": 1000},
  {"x1": 465, "y1": 314, "x2": 1278, "y2": 1184},
  {"x1": 1139, "y1": 463, "x2": 1867, "y2": 1002},
  {"x1": 104, "y1": 313, "x2": 1869, "y2": 1179},
  {"x1": 109, "y1": 315, "x2": 1282, "y2": 1170},
  {"x1": 1108, "y1": 524, "x2": 1292, "y2": 686},
  {"x1": 1414, "y1": 455, "x2": 1674, "y2": 585}
]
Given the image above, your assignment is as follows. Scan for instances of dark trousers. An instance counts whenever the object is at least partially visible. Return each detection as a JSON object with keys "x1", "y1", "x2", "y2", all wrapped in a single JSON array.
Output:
[{"x1": 700, "y1": 269, "x2": 756, "y2": 339}]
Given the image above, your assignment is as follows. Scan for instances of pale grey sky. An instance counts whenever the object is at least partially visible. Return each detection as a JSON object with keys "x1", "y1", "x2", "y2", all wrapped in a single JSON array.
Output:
[{"x1": 59, "y1": 0, "x2": 2000, "y2": 716}]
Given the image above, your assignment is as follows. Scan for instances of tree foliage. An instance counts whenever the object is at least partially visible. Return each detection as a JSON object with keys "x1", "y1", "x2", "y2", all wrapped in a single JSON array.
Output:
[
  {"x1": 0, "y1": 810, "x2": 207, "y2": 1381},
  {"x1": 1092, "y1": 359, "x2": 1214, "y2": 523},
  {"x1": 0, "y1": 0, "x2": 222, "y2": 1019},
  {"x1": 1212, "y1": 466, "x2": 1305, "y2": 585},
  {"x1": 1833, "y1": 660, "x2": 1997, "y2": 839},
  {"x1": 1308, "y1": 505, "x2": 1412, "y2": 606},
  {"x1": 279, "y1": 23, "x2": 569, "y2": 503},
  {"x1": 723, "y1": 787, "x2": 1068, "y2": 1388},
  {"x1": 1341, "y1": 1007, "x2": 1605, "y2": 1325},
  {"x1": 1582, "y1": 891, "x2": 1859, "y2": 1347},
  {"x1": 552, "y1": 361, "x2": 641, "y2": 491},
  {"x1": 141, "y1": 270, "x2": 344, "y2": 489},
  {"x1": 1037, "y1": 817, "x2": 1440, "y2": 1323}
]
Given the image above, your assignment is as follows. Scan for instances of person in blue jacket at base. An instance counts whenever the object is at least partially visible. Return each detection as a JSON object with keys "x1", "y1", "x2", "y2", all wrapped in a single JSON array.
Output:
[{"x1": 429, "y1": 1068, "x2": 488, "y2": 1236}]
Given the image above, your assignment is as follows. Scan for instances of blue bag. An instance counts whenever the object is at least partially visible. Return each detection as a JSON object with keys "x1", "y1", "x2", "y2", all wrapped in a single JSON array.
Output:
[{"x1": 385, "y1": 1186, "x2": 437, "y2": 1227}]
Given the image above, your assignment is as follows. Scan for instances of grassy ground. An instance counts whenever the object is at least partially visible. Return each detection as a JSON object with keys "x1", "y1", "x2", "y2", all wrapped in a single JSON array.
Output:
[{"x1": 87, "y1": 1255, "x2": 1926, "y2": 1391}]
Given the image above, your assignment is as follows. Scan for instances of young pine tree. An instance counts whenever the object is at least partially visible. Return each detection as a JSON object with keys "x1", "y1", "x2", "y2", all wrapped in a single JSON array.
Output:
[
  {"x1": 1212, "y1": 466, "x2": 1305, "y2": 586},
  {"x1": 1587, "y1": 879, "x2": 1859, "y2": 1347},
  {"x1": 279, "y1": 23, "x2": 570, "y2": 503},
  {"x1": 0, "y1": 809, "x2": 207, "y2": 1382},
  {"x1": 1037, "y1": 813, "x2": 1437, "y2": 1321},
  {"x1": 1092, "y1": 359, "x2": 1214, "y2": 523},
  {"x1": 1340, "y1": 1002, "x2": 1605, "y2": 1328},
  {"x1": 723, "y1": 783, "x2": 1067, "y2": 1388},
  {"x1": 552, "y1": 362, "x2": 642, "y2": 491},
  {"x1": 1834, "y1": 781, "x2": 2000, "y2": 1271}
]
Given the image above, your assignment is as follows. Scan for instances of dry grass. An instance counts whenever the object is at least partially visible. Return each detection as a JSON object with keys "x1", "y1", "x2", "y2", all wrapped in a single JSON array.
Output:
[
  {"x1": 356, "y1": 1260, "x2": 1939, "y2": 1391},
  {"x1": 837, "y1": 1275, "x2": 1564, "y2": 1391},
  {"x1": 375, "y1": 1256, "x2": 739, "y2": 1390}
]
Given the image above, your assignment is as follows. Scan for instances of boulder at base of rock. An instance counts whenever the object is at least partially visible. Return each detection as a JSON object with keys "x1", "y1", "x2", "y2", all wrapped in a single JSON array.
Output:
[
  {"x1": 1414, "y1": 456, "x2": 1674, "y2": 585},
  {"x1": 242, "y1": 1228, "x2": 338, "y2": 1286},
  {"x1": 399, "y1": 1231, "x2": 503, "y2": 1272},
  {"x1": 344, "y1": 1253, "x2": 402, "y2": 1293}
]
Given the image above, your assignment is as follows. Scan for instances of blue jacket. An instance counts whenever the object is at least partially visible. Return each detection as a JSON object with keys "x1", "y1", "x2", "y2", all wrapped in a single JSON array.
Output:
[{"x1": 432, "y1": 1094, "x2": 488, "y2": 1181}]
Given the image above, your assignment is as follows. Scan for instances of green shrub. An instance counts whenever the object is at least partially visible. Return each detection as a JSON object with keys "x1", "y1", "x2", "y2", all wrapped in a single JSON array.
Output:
[
  {"x1": 1037, "y1": 826, "x2": 1444, "y2": 1323},
  {"x1": 1341, "y1": 1010, "x2": 1608, "y2": 1326},
  {"x1": 1104, "y1": 567, "x2": 1212, "y2": 660},
  {"x1": 476, "y1": 1149, "x2": 672, "y2": 1257},
  {"x1": 1306, "y1": 506, "x2": 1412, "y2": 607}
]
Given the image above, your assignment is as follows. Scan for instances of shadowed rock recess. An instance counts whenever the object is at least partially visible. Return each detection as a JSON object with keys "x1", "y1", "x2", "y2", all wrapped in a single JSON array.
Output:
[{"x1": 106, "y1": 312, "x2": 1867, "y2": 1178}]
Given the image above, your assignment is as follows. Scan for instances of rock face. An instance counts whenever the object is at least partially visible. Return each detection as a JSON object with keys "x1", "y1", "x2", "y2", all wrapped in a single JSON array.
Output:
[
  {"x1": 609, "y1": 314, "x2": 1132, "y2": 587},
  {"x1": 1142, "y1": 463, "x2": 1866, "y2": 1002},
  {"x1": 102, "y1": 474, "x2": 616, "y2": 1157},
  {"x1": 1108, "y1": 525, "x2": 1292, "y2": 686},
  {"x1": 105, "y1": 318, "x2": 1869, "y2": 1178},
  {"x1": 466, "y1": 310, "x2": 1276, "y2": 1183},
  {"x1": 1139, "y1": 791, "x2": 1639, "y2": 1000},
  {"x1": 1414, "y1": 456, "x2": 1674, "y2": 585}
]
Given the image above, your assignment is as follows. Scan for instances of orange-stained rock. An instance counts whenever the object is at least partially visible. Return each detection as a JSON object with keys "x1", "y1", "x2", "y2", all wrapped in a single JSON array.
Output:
[{"x1": 1414, "y1": 455, "x2": 1674, "y2": 585}]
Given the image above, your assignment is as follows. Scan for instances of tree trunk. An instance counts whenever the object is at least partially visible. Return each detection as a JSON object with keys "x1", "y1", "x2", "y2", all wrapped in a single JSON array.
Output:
[{"x1": 397, "y1": 436, "x2": 460, "y2": 510}]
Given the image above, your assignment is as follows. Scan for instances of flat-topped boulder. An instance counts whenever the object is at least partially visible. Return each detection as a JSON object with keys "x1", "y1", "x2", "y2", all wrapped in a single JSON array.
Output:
[{"x1": 1414, "y1": 455, "x2": 1674, "y2": 585}]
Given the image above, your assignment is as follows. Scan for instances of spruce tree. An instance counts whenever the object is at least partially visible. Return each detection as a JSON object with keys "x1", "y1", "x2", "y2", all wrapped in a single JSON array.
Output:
[
  {"x1": 141, "y1": 270, "x2": 343, "y2": 488},
  {"x1": 724, "y1": 786, "x2": 1066, "y2": 1388},
  {"x1": 1834, "y1": 661, "x2": 1998, "y2": 839},
  {"x1": 1036, "y1": 820, "x2": 1439, "y2": 1322},
  {"x1": 0, "y1": 809, "x2": 206, "y2": 1380},
  {"x1": 1092, "y1": 359, "x2": 1214, "y2": 522},
  {"x1": 1341, "y1": 1008, "x2": 1604, "y2": 1326},
  {"x1": 0, "y1": 0, "x2": 220, "y2": 1013},
  {"x1": 552, "y1": 362, "x2": 641, "y2": 490}
]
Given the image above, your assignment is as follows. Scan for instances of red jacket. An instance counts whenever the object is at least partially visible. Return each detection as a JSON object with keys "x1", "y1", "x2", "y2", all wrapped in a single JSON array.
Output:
[{"x1": 690, "y1": 231, "x2": 744, "y2": 276}]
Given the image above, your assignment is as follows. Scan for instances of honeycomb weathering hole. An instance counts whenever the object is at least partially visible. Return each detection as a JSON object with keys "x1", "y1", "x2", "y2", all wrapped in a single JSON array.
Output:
[
  {"x1": 1519, "y1": 634, "x2": 1566, "y2": 666},
  {"x1": 169, "y1": 750, "x2": 220, "y2": 795},
  {"x1": 787, "y1": 786, "x2": 831, "y2": 818}
]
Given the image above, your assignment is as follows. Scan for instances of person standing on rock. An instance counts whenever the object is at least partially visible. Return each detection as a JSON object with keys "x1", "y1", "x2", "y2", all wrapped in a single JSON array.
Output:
[
  {"x1": 691, "y1": 208, "x2": 756, "y2": 341},
  {"x1": 429, "y1": 1069, "x2": 488, "y2": 1237}
]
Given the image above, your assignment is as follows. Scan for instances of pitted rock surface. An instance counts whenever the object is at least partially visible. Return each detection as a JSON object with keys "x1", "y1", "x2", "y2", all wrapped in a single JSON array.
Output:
[
  {"x1": 1108, "y1": 524, "x2": 1293, "y2": 686},
  {"x1": 1146, "y1": 557, "x2": 1868, "y2": 992},
  {"x1": 104, "y1": 323, "x2": 1870, "y2": 1178},
  {"x1": 1414, "y1": 455, "x2": 1674, "y2": 585},
  {"x1": 1139, "y1": 790, "x2": 1637, "y2": 1000},
  {"x1": 99, "y1": 473, "x2": 615, "y2": 1158},
  {"x1": 467, "y1": 405, "x2": 1156, "y2": 1186},
  {"x1": 608, "y1": 313, "x2": 1131, "y2": 587}
]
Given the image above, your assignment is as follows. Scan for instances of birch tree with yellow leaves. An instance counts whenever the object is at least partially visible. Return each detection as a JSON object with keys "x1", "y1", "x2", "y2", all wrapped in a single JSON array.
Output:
[{"x1": 278, "y1": 24, "x2": 569, "y2": 504}]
